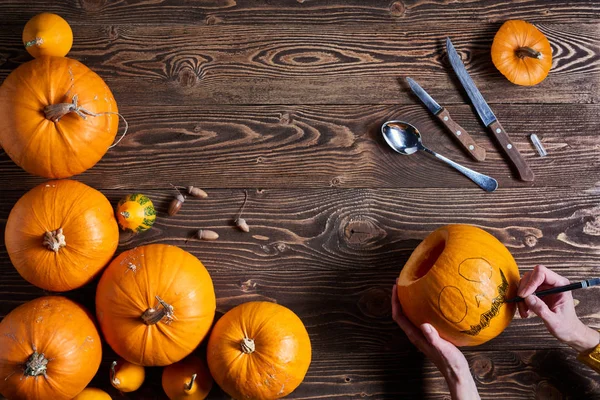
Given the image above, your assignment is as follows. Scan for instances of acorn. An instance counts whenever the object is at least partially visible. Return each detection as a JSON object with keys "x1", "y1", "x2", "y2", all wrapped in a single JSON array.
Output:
[
  {"x1": 197, "y1": 229, "x2": 219, "y2": 240},
  {"x1": 168, "y1": 193, "x2": 185, "y2": 216},
  {"x1": 187, "y1": 186, "x2": 208, "y2": 198},
  {"x1": 235, "y1": 218, "x2": 250, "y2": 233}
]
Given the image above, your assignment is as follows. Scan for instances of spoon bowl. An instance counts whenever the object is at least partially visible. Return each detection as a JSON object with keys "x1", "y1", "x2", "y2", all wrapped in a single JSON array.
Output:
[{"x1": 381, "y1": 120, "x2": 498, "y2": 192}]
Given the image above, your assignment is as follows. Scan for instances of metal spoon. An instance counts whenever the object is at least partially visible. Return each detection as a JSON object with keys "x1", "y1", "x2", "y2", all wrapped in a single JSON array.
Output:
[{"x1": 381, "y1": 120, "x2": 498, "y2": 192}]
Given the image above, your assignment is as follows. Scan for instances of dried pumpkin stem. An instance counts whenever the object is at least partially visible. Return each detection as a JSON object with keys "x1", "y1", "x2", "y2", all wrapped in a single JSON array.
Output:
[
  {"x1": 43, "y1": 94, "x2": 129, "y2": 149},
  {"x1": 24, "y1": 37, "x2": 43, "y2": 48},
  {"x1": 185, "y1": 373, "x2": 197, "y2": 392},
  {"x1": 141, "y1": 295, "x2": 175, "y2": 325},
  {"x1": 516, "y1": 46, "x2": 542, "y2": 59},
  {"x1": 110, "y1": 361, "x2": 120, "y2": 386},
  {"x1": 240, "y1": 337, "x2": 255, "y2": 354},
  {"x1": 43, "y1": 228, "x2": 66, "y2": 252},
  {"x1": 24, "y1": 351, "x2": 48, "y2": 377}
]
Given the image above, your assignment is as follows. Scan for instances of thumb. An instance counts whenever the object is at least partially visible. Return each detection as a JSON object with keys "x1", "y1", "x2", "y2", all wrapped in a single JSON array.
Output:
[
  {"x1": 420, "y1": 323, "x2": 440, "y2": 345},
  {"x1": 524, "y1": 295, "x2": 553, "y2": 321}
]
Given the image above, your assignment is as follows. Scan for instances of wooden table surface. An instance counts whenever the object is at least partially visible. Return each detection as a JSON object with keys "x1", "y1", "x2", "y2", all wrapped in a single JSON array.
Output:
[{"x1": 1, "y1": 1, "x2": 599, "y2": 399}]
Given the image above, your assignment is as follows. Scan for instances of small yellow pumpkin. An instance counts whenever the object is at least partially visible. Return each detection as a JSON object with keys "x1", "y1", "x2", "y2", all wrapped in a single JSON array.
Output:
[
  {"x1": 23, "y1": 13, "x2": 73, "y2": 58},
  {"x1": 162, "y1": 356, "x2": 213, "y2": 400},
  {"x1": 491, "y1": 20, "x2": 552, "y2": 86},
  {"x1": 72, "y1": 387, "x2": 112, "y2": 400},
  {"x1": 110, "y1": 359, "x2": 145, "y2": 393},
  {"x1": 116, "y1": 194, "x2": 156, "y2": 233}
]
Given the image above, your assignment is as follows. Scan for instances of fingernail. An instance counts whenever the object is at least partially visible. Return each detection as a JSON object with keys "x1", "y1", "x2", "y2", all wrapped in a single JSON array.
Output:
[
  {"x1": 423, "y1": 324, "x2": 432, "y2": 334},
  {"x1": 528, "y1": 296, "x2": 537, "y2": 305}
]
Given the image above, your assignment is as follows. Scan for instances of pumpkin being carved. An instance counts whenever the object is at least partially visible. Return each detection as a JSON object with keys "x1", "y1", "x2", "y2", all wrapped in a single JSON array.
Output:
[
  {"x1": 0, "y1": 296, "x2": 102, "y2": 400},
  {"x1": 397, "y1": 225, "x2": 520, "y2": 347},
  {"x1": 96, "y1": 244, "x2": 216, "y2": 366},
  {"x1": 0, "y1": 56, "x2": 119, "y2": 178},
  {"x1": 207, "y1": 302, "x2": 311, "y2": 400},
  {"x1": 5, "y1": 180, "x2": 119, "y2": 292}
]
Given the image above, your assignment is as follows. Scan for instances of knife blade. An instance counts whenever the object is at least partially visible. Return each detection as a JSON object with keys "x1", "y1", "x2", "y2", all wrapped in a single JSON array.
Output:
[
  {"x1": 406, "y1": 77, "x2": 486, "y2": 161},
  {"x1": 446, "y1": 37, "x2": 534, "y2": 182}
]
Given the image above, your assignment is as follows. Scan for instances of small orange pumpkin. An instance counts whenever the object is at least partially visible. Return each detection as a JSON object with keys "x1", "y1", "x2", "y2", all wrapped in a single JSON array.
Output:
[
  {"x1": 5, "y1": 180, "x2": 119, "y2": 292},
  {"x1": 116, "y1": 193, "x2": 156, "y2": 233},
  {"x1": 73, "y1": 388, "x2": 112, "y2": 400},
  {"x1": 162, "y1": 356, "x2": 213, "y2": 400},
  {"x1": 96, "y1": 244, "x2": 216, "y2": 366},
  {"x1": 0, "y1": 56, "x2": 119, "y2": 178},
  {"x1": 0, "y1": 297, "x2": 102, "y2": 400},
  {"x1": 207, "y1": 302, "x2": 312, "y2": 400},
  {"x1": 491, "y1": 20, "x2": 552, "y2": 86},
  {"x1": 397, "y1": 225, "x2": 520, "y2": 347},
  {"x1": 23, "y1": 13, "x2": 73, "y2": 58},
  {"x1": 111, "y1": 359, "x2": 145, "y2": 392}
]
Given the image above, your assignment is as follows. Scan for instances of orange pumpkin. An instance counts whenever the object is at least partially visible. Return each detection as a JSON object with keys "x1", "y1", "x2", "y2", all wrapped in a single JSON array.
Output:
[
  {"x1": 491, "y1": 20, "x2": 552, "y2": 86},
  {"x1": 207, "y1": 302, "x2": 311, "y2": 400},
  {"x1": 5, "y1": 180, "x2": 119, "y2": 292},
  {"x1": 162, "y1": 356, "x2": 213, "y2": 400},
  {"x1": 111, "y1": 359, "x2": 145, "y2": 392},
  {"x1": 0, "y1": 56, "x2": 119, "y2": 178},
  {"x1": 23, "y1": 13, "x2": 73, "y2": 58},
  {"x1": 96, "y1": 244, "x2": 216, "y2": 366},
  {"x1": 0, "y1": 296, "x2": 102, "y2": 400},
  {"x1": 73, "y1": 388, "x2": 112, "y2": 400},
  {"x1": 397, "y1": 225, "x2": 520, "y2": 347}
]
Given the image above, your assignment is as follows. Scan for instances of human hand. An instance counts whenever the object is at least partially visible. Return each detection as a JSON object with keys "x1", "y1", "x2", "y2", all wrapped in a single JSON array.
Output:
[
  {"x1": 392, "y1": 284, "x2": 480, "y2": 400},
  {"x1": 517, "y1": 265, "x2": 599, "y2": 353}
]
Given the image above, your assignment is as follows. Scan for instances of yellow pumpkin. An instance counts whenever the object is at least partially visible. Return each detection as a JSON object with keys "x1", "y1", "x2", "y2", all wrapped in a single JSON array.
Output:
[
  {"x1": 23, "y1": 13, "x2": 73, "y2": 58},
  {"x1": 162, "y1": 356, "x2": 213, "y2": 400},
  {"x1": 397, "y1": 225, "x2": 520, "y2": 347},
  {"x1": 207, "y1": 302, "x2": 311, "y2": 400},
  {"x1": 110, "y1": 359, "x2": 145, "y2": 392},
  {"x1": 491, "y1": 20, "x2": 552, "y2": 86},
  {"x1": 72, "y1": 388, "x2": 112, "y2": 400},
  {"x1": 116, "y1": 194, "x2": 156, "y2": 233}
]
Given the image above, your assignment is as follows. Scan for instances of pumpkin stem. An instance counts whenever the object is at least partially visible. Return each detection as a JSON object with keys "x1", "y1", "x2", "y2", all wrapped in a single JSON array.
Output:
[
  {"x1": 24, "y1": 351, "x2": 48, "y2": 377},
  {"x1": 516, "y1": 47, "x2": 542, "y2": 59},
  {"x1": 24, "y1": 37, "x2": 43, "y2": 48},
  {"x1": 185, "y1": 373, "x2": 197, "y2": 392},
  {"x1": 141, "y1": 296, "x2": 175, "y2": 325},
  {"x1": 241, "y1": 337, "x2": 256, "y2": 354},
  {"x1": 110, "y1": 361, "x2": 121, "y2": 386},
  {"x1": 43, "y1": 228, "x2": 66, "y2": 252}
]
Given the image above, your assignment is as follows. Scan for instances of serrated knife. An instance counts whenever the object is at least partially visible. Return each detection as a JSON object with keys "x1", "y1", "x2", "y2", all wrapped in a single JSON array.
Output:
[
  {"x1": 406, "y1": 77, "x2": 486, "y2": 161},
  {"x1": 446, "y1": 37, "x2": 534, "y2": 181}
]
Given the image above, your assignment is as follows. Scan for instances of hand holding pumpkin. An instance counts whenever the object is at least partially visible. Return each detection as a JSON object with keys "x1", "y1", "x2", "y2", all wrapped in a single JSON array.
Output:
[
  {"x1": 517, "y1": 265, "x2": 600, "y2": 353},
  {"x1": 392, "y1": 285, "x2": 480, "y2": 400}
]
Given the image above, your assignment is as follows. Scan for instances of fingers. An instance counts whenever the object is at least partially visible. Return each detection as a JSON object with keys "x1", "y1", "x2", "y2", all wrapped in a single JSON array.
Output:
[
  {"x1": 421, "y1": 323, "x2": 440, "y2": 345},
  {"x1": 524, "y1": 295, "x2": 554, "y2": 322},
  {"x1": 517, "y1": 300, "x2": 530, "y2": 319},
  {"x1": 391, "y1": 285, "x2": 403, "y2": 321},
  {"x1": 517, "y1": 265, "x2": 569, "y2": 298}
]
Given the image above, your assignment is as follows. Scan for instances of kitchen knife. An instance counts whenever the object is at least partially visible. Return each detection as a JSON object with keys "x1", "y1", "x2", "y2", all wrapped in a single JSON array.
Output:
[
  {"x1": 406, "y1": 77, "x2": 486, "y2": 161},
  {"x1": 446, "y1": 37, "x2": 535, "y2": 182}
]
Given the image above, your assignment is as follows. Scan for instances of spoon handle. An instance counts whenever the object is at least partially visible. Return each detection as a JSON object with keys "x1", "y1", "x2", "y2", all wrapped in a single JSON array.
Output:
[{"x1": 422, "y1": 148, "x2": 498, "y2": 192}]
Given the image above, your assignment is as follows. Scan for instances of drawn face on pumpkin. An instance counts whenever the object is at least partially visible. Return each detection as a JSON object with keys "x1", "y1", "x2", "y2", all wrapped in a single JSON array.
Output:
[{"x1": 437, "y1": 257, "x2": 508, "y2": 337}]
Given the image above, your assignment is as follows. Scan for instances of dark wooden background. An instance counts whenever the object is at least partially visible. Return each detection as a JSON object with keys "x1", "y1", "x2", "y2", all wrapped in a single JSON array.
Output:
[{"x1": 1, "y1": 1, "x2": 599, "y2": 399}]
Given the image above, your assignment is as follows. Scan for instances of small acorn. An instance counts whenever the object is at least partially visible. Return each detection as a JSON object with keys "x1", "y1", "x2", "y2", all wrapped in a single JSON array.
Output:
[
  {"x1": 235, "y1": 218, "x2": 250, "y2": 233},
  {"x1": 187, "y1": 186, "x2": 208, "y2": 198},
  {"x1": 197, "y1": 229, "x2": 219, "y2": 240},
  {"x1": 168, "y1": 193, "x2": 185, "y2": 216}
]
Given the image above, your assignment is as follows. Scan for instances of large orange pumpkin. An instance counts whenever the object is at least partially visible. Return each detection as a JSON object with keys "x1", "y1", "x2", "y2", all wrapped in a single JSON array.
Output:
[
  {"x1": 5, "y1": 180, "x2": 119, "y2": 292},
  {"x1": 96, "y1": 244, "x2": 216, "y2": 366},
  {"x1": 0, "y1": 296, "x2": 102, "y2": 400},
  {"x1": 491, "y1": 20, "x2": 552, "y2": 86},
  {"x1": 207, "y1": 302, "x2": 311, "y2": 400},
  {"x1": 397, "y1": 225, "x2": 520, "y2": 347},
  {"x1": 0, "y1": 56, "x2": 119, "y2": 178}
]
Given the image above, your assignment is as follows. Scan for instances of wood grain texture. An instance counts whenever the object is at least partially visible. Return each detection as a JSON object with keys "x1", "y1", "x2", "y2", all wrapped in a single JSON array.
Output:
[
  {"x1": 0, "y1": 104, "x2": 599, "y2": 190},
  {"x1": 0, "y1": 23, "x2": 598, "y2": 105},
  {"x1": 0, "y1": 0, "x2": 599, "y2": 26}
]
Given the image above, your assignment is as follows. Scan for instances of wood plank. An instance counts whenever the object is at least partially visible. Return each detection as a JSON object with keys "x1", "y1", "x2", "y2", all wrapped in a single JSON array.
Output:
[
  {"x1": 0, "y1": 23, "x2": 597, "y2": 105},
  {"x1": 1, "y1": 187, "x2": 599, "y2": 352},
  {"x1": 0, "y1": 104, "x2": 598, "y2": 190},
  {"x1": 0, "y1": 0, "x2": 598, "y2": 26}
]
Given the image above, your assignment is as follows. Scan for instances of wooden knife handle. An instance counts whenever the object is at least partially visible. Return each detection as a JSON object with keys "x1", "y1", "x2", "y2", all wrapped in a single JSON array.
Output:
[
  {"x1": 436, "y1": 108, "x2": 486, "y2": 162},
  {"x1": 488, "y1": 120, "x2": 535, "y2": 182}
]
